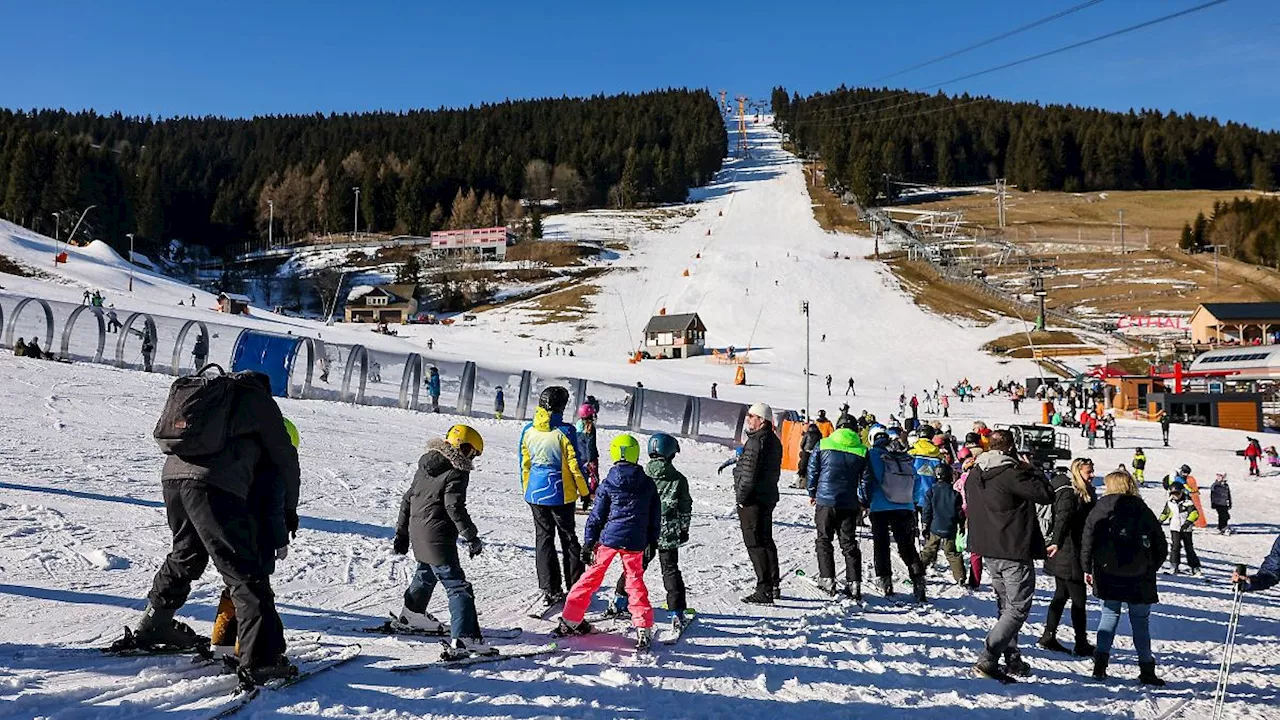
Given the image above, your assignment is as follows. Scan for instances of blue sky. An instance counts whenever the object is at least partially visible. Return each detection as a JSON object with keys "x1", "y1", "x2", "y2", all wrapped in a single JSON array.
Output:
[{"x1": 2, "y1": 0, "x2": 1278, "y2": 129}]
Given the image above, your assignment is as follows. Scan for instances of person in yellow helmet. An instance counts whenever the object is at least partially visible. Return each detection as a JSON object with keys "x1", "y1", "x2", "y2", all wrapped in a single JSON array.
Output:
[{"x1": 390, "y1": 424, "x2": 495, "y2": 659}]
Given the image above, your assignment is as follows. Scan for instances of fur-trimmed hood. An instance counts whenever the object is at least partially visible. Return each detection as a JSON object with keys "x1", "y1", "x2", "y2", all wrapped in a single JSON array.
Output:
[{"x1": 425, "y1": 437, "x2": 473, "y2": 473}]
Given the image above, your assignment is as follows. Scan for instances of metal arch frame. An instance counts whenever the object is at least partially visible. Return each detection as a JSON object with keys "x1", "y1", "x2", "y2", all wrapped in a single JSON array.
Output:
[
  {"x1": 398, "y1": 353, "x2": 423, "y2": 410},
  {"x1": 287, "y1": 336, "x2": 325, "y2": 399},
  {"x1": 340, "y1": 344, "x2": 369, "y2": 404},
  {"x1": 170, "y1": 320, "x2": 211, "y2": 375},
  {"x1": 0, "y1": 300, "x2": 6, "y2": 348},
  {"x1": 4, "y1": 297, "x2": 55, "y2": 351},
  {"x1": 60, "y1": 305, "x2": 106, "y2": 363},
  {"x1": 114, "y1": 312, "x2": 158, "y2": 368}
]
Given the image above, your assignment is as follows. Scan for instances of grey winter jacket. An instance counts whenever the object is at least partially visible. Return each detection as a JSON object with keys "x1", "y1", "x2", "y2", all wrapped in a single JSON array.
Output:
[{"x1": 396, "y1": 439, "x2": 479, "y2": 566}]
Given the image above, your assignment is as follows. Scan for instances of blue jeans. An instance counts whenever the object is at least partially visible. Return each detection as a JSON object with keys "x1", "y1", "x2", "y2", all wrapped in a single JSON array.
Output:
[
  {"x1": 404, "y1": 560, "x2": 480, "y2": 640},
  {"x1": 1095, "y1": 600, "x2": 1153, "y2": 663}
]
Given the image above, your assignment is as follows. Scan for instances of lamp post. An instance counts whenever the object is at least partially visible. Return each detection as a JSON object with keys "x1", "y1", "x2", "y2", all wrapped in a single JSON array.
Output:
[
  {"x1": 352, "y1": 187, "x2": 360, "y2": 241},
  {"x1": 125, "y1": 233, "x2": 135, "y2": 292},
  {"x1": 51, "y1": 212, "x2": 61, "y2": 266},
  {"x1": 268, "y1": 199, "x2": 274, "y2": 249},
  {"x1": 801, "y1": 300, "x2": 811, "y2": 421}
]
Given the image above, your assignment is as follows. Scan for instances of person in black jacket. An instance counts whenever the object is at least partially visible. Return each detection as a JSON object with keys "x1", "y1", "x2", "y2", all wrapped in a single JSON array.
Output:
[
  {"x1": 795, "y1": 422, "x2": 823, "y2": 489},
  {"x1": 131, "y1": 371, "x2": 300, "y2": 684},
  {"x1": 391, "y1": 426, "x2": 492, "y2": 659},
  {"x1": 735, "y1": 403, "x2": 783, "y2": 605},
  {"x1": 965, "y1": 430, "x2": 1053, "y2": 683},
  {"x1": 1038, "y1": 459, "x2": 1096, "y2": 657},
  {"x1": 920, "y1": 463, "x2": 966, "y2": 586},
  {"x1": 1082, "y1": 470, "x2": 1168, "y2": 685},
  {"x1": 1210, "y1": 473, "x2": 1232, "y2": 534}
]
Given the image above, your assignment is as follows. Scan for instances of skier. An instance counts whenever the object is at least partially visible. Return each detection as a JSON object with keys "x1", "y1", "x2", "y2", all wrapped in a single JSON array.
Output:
[
  {"x1": 1234, "y1": 534, "x2": 1280, "y2": 592},
  {"x1": 107, "y1": 309, "x2": 121, "y2": 333},
  {"x1": 807, "y1": 426, "x2": 867, "y2": 600},
  {"x1": 610, "y1": 433, "x2": 693, "y2": 630},
  {"x1": 122, "y1": 370, "x2": 299, "y2": 685},
  {"x1": 426, "y1": 366, "x2": 442, "y2": 412},
  {"x1": 966, "y1": 430, "x2": 1053, "y2": 683},
  {"x1": 1082, "y1": 470, "x2": 1167, "y2": 685},
  {"x1": 795, "y1": 421, "x2": 822, "y2": 490},
  {"x1": 920, "y1": 463, "x2": 966, "y2": 587},
  {"x1": 519, "y1": 386, "x2": 590, "y2": 607},
  {"x1": 576, "y1": 403, "x2": 601, "y2": 510},
  {"x1": 390, "y1": 425, "x2": 493, "y2": 658},
  {"x1": 1132, "y1": 448, "x2": 1146, "y2": 486},
  {"x1": 710, "y1": 382, "x2": 718, "y2": 399},
  {"x1": 191, "y1": 292, "x2": 197, "y2": 306},
  {"x1": 555, "y1": 434, "x2": 660, "y2": 650},
  {"x1": 1210, "y1": 473, "x2": 1232, "y2": 535},
  {"x1": 846, "y1": 377, "x2": 856, "y2": 396},
  {"x1": 1158, "y1": 410, "x2": 1171, "y2": 447},
  {"x1": 539, "y1": 347, "x2": 543, "y2": 358},
  {"x1": 1038, "y1": 458, "x2": 1096, "y2": 658},
  {"x1": 141, "y1": 332, "x2": 156, "y2": 373},
  {"x1": 1243, "y1": 438, "x2": 1262, "y2": 477},
  {"x1": 860, "y1": 426, "x2": 927, "y2": 601},
  {"x1": 940, "y1": 394, "x2": 949, "y2": 418},
  {"x1": 825, "y1": 374, "x2": 832, "y2": 396},
  {"x1": 494, "y1": 386, "x2": 505, "y2": 420},
  {"x1": 192, "y1": 333, "x2": 209, "y2": 370},
  {"x1": 1160, "y1": 480, "x2": 1202, "y2": 576},
  {"x1": 82, "y1": 289, "x2": 91, "y2": 305},
  {"x1": 735, "y1": 403, "x2": 783, "y2": 604}
]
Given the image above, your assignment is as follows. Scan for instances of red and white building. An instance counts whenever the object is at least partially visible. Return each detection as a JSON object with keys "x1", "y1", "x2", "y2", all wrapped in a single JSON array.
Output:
[{"x1": 429, "y1": 226, "x2": 513, "y2": 260}]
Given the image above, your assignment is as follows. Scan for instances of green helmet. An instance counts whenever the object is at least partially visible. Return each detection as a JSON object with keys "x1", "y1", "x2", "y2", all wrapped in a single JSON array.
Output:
[{"x1": 610, "y1": 433, "x2": 640, "y2": 464}]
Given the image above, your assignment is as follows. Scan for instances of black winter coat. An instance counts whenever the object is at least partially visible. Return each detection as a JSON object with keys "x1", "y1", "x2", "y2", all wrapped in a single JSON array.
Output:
[
  {"x1": 1081, "y1": 493, "x2": 1167, "y2": 605},
  {"x1": 964, "y1": 452, "x2": 1053, "y2": 561},
  {"x1": 1043, "y1": 474, "x2": 1095, "y2": 582},
  {"x1": 921, "y1": 480, "x2": 964, "y2": 539},
  {"x1": 734, "y1": 422, "x2": 783, "y2": 507},
  {"x1": 1210, "y1": 481, "x2": 1232, "y2": 509},
  {"x1": 396, "y1": 439, "x2": 479, "y2": 566},
  {"x1": 161, "y1": 376, "x2": 300, "y2": 508}
]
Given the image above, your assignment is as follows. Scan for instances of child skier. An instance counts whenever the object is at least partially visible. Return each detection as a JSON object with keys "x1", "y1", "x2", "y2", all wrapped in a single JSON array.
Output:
[
  {"x1": 494, "y1": 387, "x2": 505, "y2": 420},
  {"x1": 610, "y1": 433, "x2": 693, "y2": 631},
  {"x1": 920, "y1": 463, "x2": 966, "y2": 586},
  {"x1": 575, "y1": 404, "x2": 601, "y2": 510},
  {"x1": 555, "y1": 434, "x2": 660, "y2": 649},
  {"x1": 1132, "y1": 448, "x2": 1146, "y2": 486},
  {"x1": 1159, "y1": 481, "x2": 1202, "y2": 576}
]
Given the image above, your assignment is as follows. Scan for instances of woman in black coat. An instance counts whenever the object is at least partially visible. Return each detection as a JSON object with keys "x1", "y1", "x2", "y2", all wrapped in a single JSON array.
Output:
[
  {"x1": 1081, "y1": 470, "x2": 1169, "y2": 685},
  {"x1": 1039, "y1": 458, "x2": 1096, "y2": 656}
]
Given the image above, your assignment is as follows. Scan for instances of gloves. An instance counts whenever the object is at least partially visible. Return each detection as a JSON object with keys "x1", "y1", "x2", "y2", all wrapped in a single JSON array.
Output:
[
  {"x1": 679, "y1": 529, "x2": 689, "y2": 545},
  {"x1": 468, "y1": 537, "x2": 484, "y2": 559},
  {"x1": 275, "y1": 546, "x2": 289, "y2": 561},
  {"x1": 393, "y1": 534, "x2": 410, "y2": 555},
  {"x1": 580, "y1": 543, "x2": 597, "y2": 567},
  {"x1": 286, "y1": 510, "x2": 299, "y2": 540}
]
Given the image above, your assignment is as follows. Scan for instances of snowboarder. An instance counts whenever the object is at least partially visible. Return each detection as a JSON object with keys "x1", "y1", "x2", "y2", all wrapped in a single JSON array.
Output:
[
  {"x1": 576, "y1": 403, "x2": 601, "y2": 510},
  {"x1": 1210, "y1": 473, "x2": 1232, "y2": 534},
  {"x1": 519, "y1": 386, "x2": 590, "y2": 607},
  {"x1": 735, "y1": 403, "x2": 783, "y2": 604},
  {"x1": 555, "y1": 434, "x2": 659, "y2": 650},
  {"x1": 825, "y1": 374, "x2": 832, "y2": 396},
  {"x1": 806, "y1": 426, "x2": 867, "y2": 600},
  {"x1": 426, "y1": 366, "x2": 441, "y2": 412},
  {"x1": 1038, "y1": 458, "x2": 1096, "y2": 658},
  {"x1": 494, "y1": 386, "x2": 505, "y2": 420},
  {"x1": 124, "y1": 370, "x2": 299, "y2": 686},
  {"x1": 1132, "y1": 448, "x2": 1146, "y2": 486},
  {"x1": 610, "y1": 433, "x2": 692, "y2": 629},
  {"x1": 1082, "y1": 470, "x2": 1167, "y2": 685},
  {"x1": 390, "y1": 425, "x2": 493, "y2": 659},
  {"x1": 846, "y1": 377, "x2": 856, "y2": 396},
  {"x1": 1159, "y1": 481, "x2": 1202, "y2": 576},
  {"x1": 192, "y1": 333, "x2": 209, "y2": 370},
  {"x1": 860, "y1": 426, "x2": 927, "y2": 600}
]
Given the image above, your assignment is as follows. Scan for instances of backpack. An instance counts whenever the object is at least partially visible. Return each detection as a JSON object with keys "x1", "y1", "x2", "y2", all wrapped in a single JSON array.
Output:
[
  {"x1": 153, "y1": 364, "x2": 236, "y2": 457},
  {"x1": 1103, "y1": 502, "x2": 1153, "y2": 578},
  {"x1": 880, "y1": 451, "x2": 917, "y2": 505}
]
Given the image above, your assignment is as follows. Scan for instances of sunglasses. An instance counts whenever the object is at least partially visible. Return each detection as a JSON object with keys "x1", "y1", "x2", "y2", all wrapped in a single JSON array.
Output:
[{"x1": 1078, "y1": 458, "x2": 1094, "y2": 466}]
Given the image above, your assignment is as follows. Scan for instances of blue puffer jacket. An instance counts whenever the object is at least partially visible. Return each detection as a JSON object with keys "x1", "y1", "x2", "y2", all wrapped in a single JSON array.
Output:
[
  {"x1": 519, "y1": 407, "x2": 589, "y2": 505},
  {"x1": 584, "y1": 461, "x2": 661, "y2": 552},
  {"x1": 910, "y1": 439, "x2": 944, "y2": 509},
  {"x1": 427, "y1": 371, "x2": 441, "y2": 397},
  {"x1": 860, "y1": 439, "x2": 916, "y2": 513},
  {"x1": 807, "y1": 428, "x2": 868, "y2": 509},
  {"x1": 921, "y1": 480, "x2": 964, "y2": 539}
]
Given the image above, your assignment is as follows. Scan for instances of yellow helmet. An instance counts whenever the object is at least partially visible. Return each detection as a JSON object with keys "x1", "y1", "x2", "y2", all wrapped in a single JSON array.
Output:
[
  {"x1": 446, "y1": 424, "x2": 484, "y2": 456},
  {"x1": 610, "y1": 433, "x2": 640, "y2": 464},
  {"x1": 283, "y1": 418, "x2": 300, "y2": 448}
]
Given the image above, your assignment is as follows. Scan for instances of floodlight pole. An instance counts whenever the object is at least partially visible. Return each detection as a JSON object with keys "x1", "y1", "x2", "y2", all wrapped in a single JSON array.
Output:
[
  {"x1": 802, "y1": 300, "x2": 811, "y2": 420},
  {"x1": 125, "y1": 233, "x2": 135, "y2": 292}
]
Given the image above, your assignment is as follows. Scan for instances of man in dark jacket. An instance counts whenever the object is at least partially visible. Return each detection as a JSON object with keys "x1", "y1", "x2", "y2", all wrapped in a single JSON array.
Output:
[
  {"x1": 735, "y1": 402, "x2": 783, "y2": 604},
  {"x1": 1236, "y1": 534, "x2": 1280, "y2": 592},
  {"x1": 795, "y1": 422, "x2": 823, "y2": 489},
  {"x1": 192, "y1": 333, "x2": 209, "y2": 369},
  {"x1": 132, "y1": 371, "x2": 300, "y2": 684},
  {"x1": 392, "y1": 426, "x2": 491, "y2": 658},
  {"x1": 965, "y1": 429, "x2": 1053, "y2": 683},
  {"x1": 806, "y1": 427, "x2": 867, "y2": 600}
]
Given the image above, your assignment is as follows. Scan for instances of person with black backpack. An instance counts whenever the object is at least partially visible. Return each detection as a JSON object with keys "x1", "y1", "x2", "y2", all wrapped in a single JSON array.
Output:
[
  {"x1": 121, "y1": 367, "x2": 301, "y2": 686},
  {"x1": 1082, "y1": 469, "x2": 1168, "y2": 685},
  {"x1": 860, "y1": 426, "x2": 927, "y2": 601}
]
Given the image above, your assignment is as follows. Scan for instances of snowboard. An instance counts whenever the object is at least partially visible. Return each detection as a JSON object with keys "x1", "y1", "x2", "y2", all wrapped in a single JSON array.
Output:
[
  {"x1": 199, "y1": 641, "x2": 362, "y2": 719},
  {"x1": 361, "y1": 614, "x2": 522, "y2": 640},
  {"x1": 388, "y1": 642, "x2": 559, "y2": 672}
]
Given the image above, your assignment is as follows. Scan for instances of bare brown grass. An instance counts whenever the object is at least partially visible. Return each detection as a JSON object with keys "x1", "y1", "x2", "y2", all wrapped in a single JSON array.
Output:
[{"x1": 507, "y1": 241, "x2": 589, "y2": 267}]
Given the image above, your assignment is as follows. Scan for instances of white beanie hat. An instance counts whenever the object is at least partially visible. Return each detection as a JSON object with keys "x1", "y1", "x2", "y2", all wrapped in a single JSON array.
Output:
[{"x1": 748, "y1": 402, "x2": 772, "y2": 420}]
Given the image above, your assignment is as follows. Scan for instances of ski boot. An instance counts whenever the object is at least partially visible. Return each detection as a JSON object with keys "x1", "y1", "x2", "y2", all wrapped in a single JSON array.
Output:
[
  {"x1": 443, "y1": 637, "x2": 499, "y2": 660},
  {"x1": 670, "y1": 610, "x2": 688, "y2": 634},
  {"x1": 635, "y1": 627, "x2": 653, "y2": 652},
  {"x1": 606, "y1": 592, "x2": 629, "y2": 618},
  {"x1": 115, "y1": 605, "x2": 210, "y2": 654},
  {"x1": 552, "y1": 617, "x2": 592, "y2": 637},
  {"x1": 815, "y1": 577, "x2": 837, "y2": 596},
  {"x1": 395, "y1": 606, "x2": 445, "y2": 633},
  {"x1": 236, "y1": 655, "x2": 298, "y2": 689},
  {"x1": 741, "y1": 588, "x2": 774, "y2": 605}
]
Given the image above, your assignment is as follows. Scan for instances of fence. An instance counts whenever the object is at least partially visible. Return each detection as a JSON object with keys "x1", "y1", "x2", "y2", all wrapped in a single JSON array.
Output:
[{"x1": 0, "y1": 291, "x2": 758, "y2": 446}]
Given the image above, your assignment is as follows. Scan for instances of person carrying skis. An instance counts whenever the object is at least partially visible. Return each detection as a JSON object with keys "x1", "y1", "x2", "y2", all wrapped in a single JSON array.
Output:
[
  {"x1": 1234, "y1": 534, "x2": 1280, "y2": 592},
  {"x1": 555, "y1": 434, "x2": 660, "y2": 650},
  {"x1": 575, "y1": 403, "x2": 601, "y2": 510},
  {"x1": 390, "y1": 425, "x2": 493, "y2": 659},
  {"x1": 735, "y1": 403, "x2": 783, "y2": 604},
  {"x1": 426, "y1": 366, "x2": 442, "y2": 412},
  {"x1": 1210, "y1": 473, "x2": 1233, "y2": 535},
  {"x1": 807, "y1": 426, "x2": 868, "y2": 600},
  {"x1": 1082, "y1": 469, "x2": 1167, "y2": 685},
  {"x1": 1160, "y1": 480, "x2": 1202, "y2": 576},
  {"x1": 795, "y1": 421, "x2": 823, "y2": 490},
  {"x1": 1132, "y1": 448, "x2": 1146, "y2": 486},
  {"x1": 920, "y1": 463, "x2": 966, "y2": 588},
  {"x1": 519, "y1": 386, "x2": 590, "y2": 607},
  {"x1": 609, "y1": 433, "x2": 693, "y2": 630},
  {"x1": 123, "y1": 370, "x2": 299, "y2": 686},
  {"x1": 860, "y1": 426, "x2": 927, "y2": 601},
  {"x1": 494, "y1": 386, "x2": 505, "y2": 420},
  {"x1": 1038, "y1": 458, "x2": 1096, "y2": 658},
  {"x1": 966, "y1": 429, "x2": 1053, "y2": 683}
]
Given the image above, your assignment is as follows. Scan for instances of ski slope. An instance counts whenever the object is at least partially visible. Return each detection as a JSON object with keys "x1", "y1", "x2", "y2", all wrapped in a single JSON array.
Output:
[{"x1": 1, "y1": 351, "x2": 1279, "y2": 719}]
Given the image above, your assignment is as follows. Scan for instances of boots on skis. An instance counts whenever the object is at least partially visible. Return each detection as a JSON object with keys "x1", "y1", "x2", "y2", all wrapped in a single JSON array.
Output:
[
  {"x1": 109, "y1": 605, "x2": 210, "y2": 655},
  {"x1": 235, "y1": 655, "x2": 299, "y2": 689},
  {"x1": 551, "y1": 618, "x2": 593, "y2": 638},
  {"x1": 394, "y1": 607, "x2": 446, "y2": 633},
  {"x1": 441, "y1": 637, "x2": 500, "y2": 660},
  {"x1": 636, "y1": 627, "x2": 654, "y2": 652}
]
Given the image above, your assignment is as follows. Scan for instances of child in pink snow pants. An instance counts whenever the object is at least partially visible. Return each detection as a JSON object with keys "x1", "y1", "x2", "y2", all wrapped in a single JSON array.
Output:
[{"x1": 563, "y1": 547, "x2": 653, "y2": 628}]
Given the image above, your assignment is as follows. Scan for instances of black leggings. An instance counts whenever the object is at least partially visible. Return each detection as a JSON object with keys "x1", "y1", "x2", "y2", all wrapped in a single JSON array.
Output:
[{"x1": 1043, "y1": 576, "x2": 1088, "y2": 644}]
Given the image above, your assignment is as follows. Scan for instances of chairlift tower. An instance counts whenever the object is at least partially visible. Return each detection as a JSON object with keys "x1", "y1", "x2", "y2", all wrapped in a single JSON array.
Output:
[{"x1": 735, "y1": 95, "x2": 750, "y2": 156}]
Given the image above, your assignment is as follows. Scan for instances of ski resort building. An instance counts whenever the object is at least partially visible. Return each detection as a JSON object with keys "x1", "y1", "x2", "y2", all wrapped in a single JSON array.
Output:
[
  {"x1": 344, "y1": 284, "x2": 419, "y2": 324},
  {"x1": 642, "y1": 312, "x2": 707, "y2": 359},
  {"x1": 216, "y1": 292, "x2": 252, "y2": 315},
  {"x1": 1188, "y1": 302, "x2": 1280, "y2": 346},
  {"x1": 429, "y1": 226, "x2": 512, "y2": 260}
]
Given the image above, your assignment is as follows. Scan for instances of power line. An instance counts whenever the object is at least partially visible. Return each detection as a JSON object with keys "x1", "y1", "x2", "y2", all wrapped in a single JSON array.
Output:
[
  {"x1": 872, "y1": 0, "x2": 1108, "y2": 83},
  {"x1": 790, "y1": 0, "x2": 1232, "y2": 127}
]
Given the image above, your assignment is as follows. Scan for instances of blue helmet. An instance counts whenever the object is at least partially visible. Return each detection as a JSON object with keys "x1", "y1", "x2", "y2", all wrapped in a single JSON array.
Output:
[{"x1": 648, "y1": 433, "x2": 681, "y2": 459}]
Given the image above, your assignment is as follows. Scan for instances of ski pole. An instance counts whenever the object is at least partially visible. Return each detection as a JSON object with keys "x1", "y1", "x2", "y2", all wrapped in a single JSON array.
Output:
[{"x1": 1211, "y1": 564, "x2": 1247, "y2": 720}]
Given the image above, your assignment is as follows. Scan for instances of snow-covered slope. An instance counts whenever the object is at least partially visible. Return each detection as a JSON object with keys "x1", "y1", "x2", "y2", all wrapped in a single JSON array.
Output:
[{"x1": 1, "y1": 352, "x2": 1277, "y2": 718}]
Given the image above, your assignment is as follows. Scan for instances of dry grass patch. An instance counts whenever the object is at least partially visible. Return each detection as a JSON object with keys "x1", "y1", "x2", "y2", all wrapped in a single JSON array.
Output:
[
  {"x1": 507, "y1": 241, "x2": 589, "y2": 267},
  {"x1": 524, "y1": 282, "x2": 599, "y2": 325}
]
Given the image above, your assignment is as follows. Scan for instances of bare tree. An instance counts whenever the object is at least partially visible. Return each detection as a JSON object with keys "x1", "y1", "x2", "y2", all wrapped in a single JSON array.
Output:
[
  {"x1": 306, "y1": 268, "x2": 345, "y2": 320},
  {"x1": 523, "y1": 159, "x2": 552, "y2": 201}
]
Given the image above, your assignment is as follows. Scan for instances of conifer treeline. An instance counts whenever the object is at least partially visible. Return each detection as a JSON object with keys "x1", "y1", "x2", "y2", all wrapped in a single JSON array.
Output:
[
  {"x1": 772, "y1": 86, "x2": 1280, "y2": 205},
  {"x1": 1182, "y1": 197, "x2": 1280, "y2": 268},
  {"x1": 0, "y1": 89, "x2": 726, "y2": 254}
]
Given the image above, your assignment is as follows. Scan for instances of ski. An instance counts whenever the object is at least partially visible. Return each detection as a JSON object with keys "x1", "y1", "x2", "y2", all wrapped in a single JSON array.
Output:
[
  {"x1": 523, "y1": 593, "x2": 566, "y2": 620},
  {"x1": 197, "y1": 643, "x2": 362, "y2": 720},
  {"x1": 661, "y1": 609, "x2": 697, "y2": 646},
  {"x1": 1151, "y1": 696, "x2": 1193, "y2": 720},
  {"x1": 361, "y1": 615, "x2": 522, "y2": 640},
  {"x1": 103, "y1": 626, "x2": 213, "y2": 658},
  {"x1": 389, "y1": 642, "x2": 559, "y2": 672}
]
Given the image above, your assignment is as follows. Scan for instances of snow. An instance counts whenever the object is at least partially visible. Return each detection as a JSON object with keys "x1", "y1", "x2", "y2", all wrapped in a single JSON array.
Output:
[{"x1": 2, "y1": 116, "x2": 1279, "y2": 718}]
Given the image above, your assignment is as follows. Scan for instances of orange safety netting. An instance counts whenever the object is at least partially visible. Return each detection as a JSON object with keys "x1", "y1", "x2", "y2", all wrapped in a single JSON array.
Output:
[{"x1": 778, "y1": 419, "x2": 834, "y2": 472}]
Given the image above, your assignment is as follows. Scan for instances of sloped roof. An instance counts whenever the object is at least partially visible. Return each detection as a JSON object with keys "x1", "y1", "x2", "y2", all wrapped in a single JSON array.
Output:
[
  {"x1": 351, "y1": 284, "x2": 417, "y2": 306},
  {"x1": 643, "y1": 313, "x2": 705, "y2": 334},
  {"x1": 219, "y1": 292, "x2": 252, "y2": 303},
  {"x1": 1196, "y1": 302, "x2": 1280, "y2": 322}
]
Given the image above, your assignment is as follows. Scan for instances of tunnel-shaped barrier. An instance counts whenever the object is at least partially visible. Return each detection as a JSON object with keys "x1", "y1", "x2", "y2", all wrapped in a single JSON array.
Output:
[
  {"x1": 5, "y1": 296, "x2": 55, "y2": 352},
  {"x1": 231, "y1": 330, "x2": 310, "y2": 398},
  {"x1": 114, "y1": 312, "x2": 159, "y2": 371},
  {"x1": 0, "y1": 299, "x2": 6, "y2": 348},
  {"x1": 398, "y1": 353, "x2": 423, "y2": 410},
  {"x1": 59, "y1": 305, "x2": 106, "y2": 363},
  {"x1": 472, "y1": 364, "x2": 524, "y2": 420},
  {"x1": 288, "y1": 336, "x2": 326, "y2": 400},
  {"x1": 584, "y1": 381, "x2": 635, "y2": 429},
  {"x1": 171, "y1": 320, "x2": 212, "y2": 375},
  {"x1": 636, "y1": 389, "x2": 695, "y2": 436},
  {"x1": 340, "y1": 344, "x2": 369, "y2": 404},
  {"x1": 696, "y1": 398, "x2": 751, "y2": 444}
]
